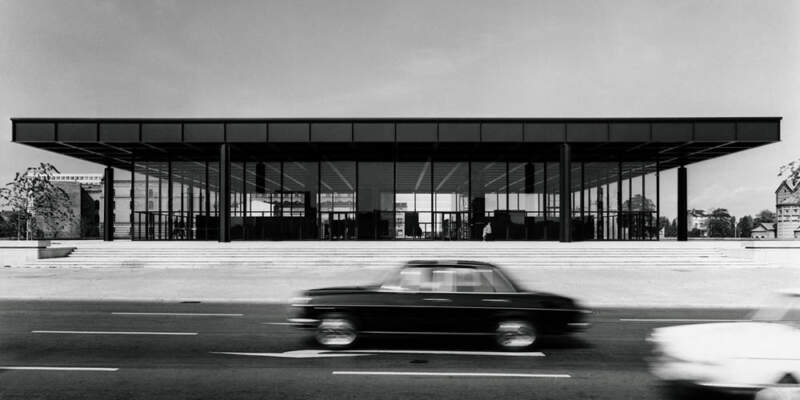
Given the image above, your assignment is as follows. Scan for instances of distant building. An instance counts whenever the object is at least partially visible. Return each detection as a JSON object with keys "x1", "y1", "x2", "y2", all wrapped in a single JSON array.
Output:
[
  {"x1": 51, "y1": 173, "x2": 103, "y2": 186},
  {"x1": 751, "y1": 222, "x2": 776, "y2": 239},
  {"x1": 38, "y1": 174, "x2": 102, "y2": 238},
  {"x1": 687, "y1": 209, "x2": 709, "y2": 237},
  {"x1": 776, "y1": 179, "x2": 800, "y2": 239}
]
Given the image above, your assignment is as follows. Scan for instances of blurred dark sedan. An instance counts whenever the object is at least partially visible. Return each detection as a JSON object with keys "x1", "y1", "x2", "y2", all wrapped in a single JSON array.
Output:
[{"x1": 288, "y1": 260, "x2": 590, "y2": 350}]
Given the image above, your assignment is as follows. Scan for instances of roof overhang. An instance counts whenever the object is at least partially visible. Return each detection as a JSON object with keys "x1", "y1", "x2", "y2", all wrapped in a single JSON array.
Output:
[{"x1": 11, "y1": 117, "x2": 780, "y2": 173}]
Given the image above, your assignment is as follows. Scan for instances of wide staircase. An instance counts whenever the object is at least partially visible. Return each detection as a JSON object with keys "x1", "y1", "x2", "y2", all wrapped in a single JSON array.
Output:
[{"x1": 22, "y1": 241, "x2": 765, "y2": 269}]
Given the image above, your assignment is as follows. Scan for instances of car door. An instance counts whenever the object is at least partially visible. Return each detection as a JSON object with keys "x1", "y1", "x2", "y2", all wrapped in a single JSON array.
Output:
[
  {"x1": 414, "y1": 266, "x2": 506, "y2": 334},
  {"x1": 358, "y1": 266, "x2": 434, "y2": 333},
  {"x1": 412, "y1": 267, "x2": 459, "y2": 332},
  {"x1": 445, "y1": 267, "x2": 520, "y2": 333}
]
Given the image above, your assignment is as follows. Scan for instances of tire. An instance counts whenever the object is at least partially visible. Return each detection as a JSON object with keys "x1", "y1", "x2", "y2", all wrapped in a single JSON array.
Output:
[
  {"x1": 495, "y1": 319, "x2": 536, "y2": 350},
  {"x1": 315, "y1": 314, "x2": 358, "y2": 349}
]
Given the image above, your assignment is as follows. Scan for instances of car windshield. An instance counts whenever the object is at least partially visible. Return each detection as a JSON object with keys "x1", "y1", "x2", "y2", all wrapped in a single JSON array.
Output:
[{"x1": 749, "y1": 292, "x2": 800, "y2": 326}]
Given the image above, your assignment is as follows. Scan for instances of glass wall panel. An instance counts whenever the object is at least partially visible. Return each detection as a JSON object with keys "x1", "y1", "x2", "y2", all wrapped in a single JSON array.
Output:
[
  {"x1": 320, "y1": 161, "x2": 356, "y2": 239},
  {"x1": 230, "y1": 162, "x2": 245, "y2": 240},
  {"x1": 571, "y1": 164, "x2": 588, "y2": 240},
  {"x1": 470, "y1": 162, "x2": 506, "y2": 240},
  {"x1": 132, "y1": 165, "x2": 149, "y2": 240},
  {"x1": 170, "y1": 162, "x2": 207, "y2": 241},
  {"x1": 580, "y1": 162, "x2": 619, "y2": 240},
  {"x1": 147, "y1": 162, "x2": 168, "y2": 240},
  {"x1": 433, "y1": 162, "x2": 468, "y2": 240},
  {"x1": 109, "y1": 169, "x2": 139, "y2": 240},
  {"x1": 396, "y1": 161, "x2": 432, "y2": 239},
  {"x1": 530, "y1": 161, "x2": 547, "y2": 239},
  {"x1": 283, "y1": 161, "x2": 319, "y2": 239},
  {"x1": 543, "y1": 162, "x2": 559, "y2": 240},
  {"x1": 244, "y1": 162, "x2": 280, "y2": 239},
  {"x1": 358, "y1": 162, "x2": 394, "y2": 239},
  {"x1": 508, "y1": 162, "x2": 540, "y2": 240},
  {"x1": 644, "y1": 162, "x2": 660, "y2": 238},
  {"x1": 618, "y1": 162, "x2": 657, "y2": 240},
  {"x1": 205, "y1": 161, "x2": 220, "y2": 240}
]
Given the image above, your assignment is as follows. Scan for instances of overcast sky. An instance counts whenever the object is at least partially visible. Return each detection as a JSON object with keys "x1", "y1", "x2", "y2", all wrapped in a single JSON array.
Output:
[{"x1": 0, "y1": 0, "x2": 798, "y2": 219}]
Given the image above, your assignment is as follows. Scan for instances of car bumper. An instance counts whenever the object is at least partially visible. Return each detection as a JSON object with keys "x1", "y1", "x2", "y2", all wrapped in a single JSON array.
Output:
[{"x1": 649, "y1": 357, "x2": 787, "y2": 395}]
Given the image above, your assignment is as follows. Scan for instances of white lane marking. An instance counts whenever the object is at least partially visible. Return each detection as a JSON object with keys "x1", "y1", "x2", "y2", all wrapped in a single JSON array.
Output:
[
  {"x1": 332, "y1": 371, "x2": 570, "y2": 378},
  {"x1": 211, "y1": 350, "x2": 368, "y2": 359},
  {"x1": 32, "y1": 330, "x2": 198, "y2": 336},
  {"x1": 112, "y1": 312, "x2": 243, "y2": 317},
  {"x1": 346, "y1": 349, "x2": 545, "y2": 357},
  {"x1": 619, "y1": 318, "x2": 750, "y2": 323},
  {"x1": 0, "y1": 366, "x2": 118, "y2": 372}
]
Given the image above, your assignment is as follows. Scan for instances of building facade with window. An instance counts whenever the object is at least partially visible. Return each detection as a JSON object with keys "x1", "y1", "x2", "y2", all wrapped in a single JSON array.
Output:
[
  {"x1": 11, "y1": 117, "x2": 780, "y2": 242},
  {"x1": 776, "y1": 179, "x2": 800, "y2": 239}
]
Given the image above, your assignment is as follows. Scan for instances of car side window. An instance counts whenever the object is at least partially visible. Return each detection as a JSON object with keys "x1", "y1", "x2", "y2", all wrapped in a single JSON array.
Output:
[
  {"x1": 478, "y1": 269, "x2": 516, "y2": 293},
  {"x1": 421, "y1": 268, "x2": 456, "y2": 292},
  {"x1": 455, "y1": 268, "x2": 495, "y2": 293},
  {"x1": 380, "y1": 267, "x2": 426, "y2": 291}
]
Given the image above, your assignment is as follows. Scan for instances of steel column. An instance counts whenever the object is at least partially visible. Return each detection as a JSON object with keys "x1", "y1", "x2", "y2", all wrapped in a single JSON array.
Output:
[
  {"x1": 677, "y1": 165, "x2": 688, "y2": 241},
  {"x1": 559, "y1": 143, "x2": 572, "y2": 242},
  {"x1": 103, "y1": 166, "x2": 114, "y2": 241},
  {"x1": 219, "y1": 144, "x2": 231, "y2": 242}
]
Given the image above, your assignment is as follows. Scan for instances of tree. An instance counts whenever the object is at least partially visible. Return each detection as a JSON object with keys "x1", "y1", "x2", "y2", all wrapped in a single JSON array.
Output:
[
  {"x1": 658, "y1": 216, "x2": 670, "y2": 236},
  {"x1": 0, "y1": 163, "x2": 75, "y2": 240},
  {"x1": 754, "y1": 209, "x2": 776, "y2": 225},
  {"x1": 621, "y1": 194, "x2": 656, "y2": 211},
  {"x1": 779, "y1": 159, "x2": 800, "y2": 187},
  {"x1": 0, "y1": 212, "x2": 19, "y2": 238},
  {"x1": 736, "y1": 215, "x2": 754, "y2": 238},
  {"x1": 707, "y1": 208, "x2": 734, "y2": 237},
  {"x1": 665, "y1": 218, "x2": 678, "y2": 237}
]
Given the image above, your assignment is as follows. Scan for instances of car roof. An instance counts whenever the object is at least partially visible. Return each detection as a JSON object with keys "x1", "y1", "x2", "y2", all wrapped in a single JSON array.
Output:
[{"x1": 404, "y1": 260, "x2": 498, "y2": 269}]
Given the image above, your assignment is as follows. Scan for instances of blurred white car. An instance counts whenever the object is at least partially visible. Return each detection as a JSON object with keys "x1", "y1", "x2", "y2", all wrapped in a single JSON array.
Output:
[{"x1": 648, "y1": 290, "x2": 800, "y2": 396}]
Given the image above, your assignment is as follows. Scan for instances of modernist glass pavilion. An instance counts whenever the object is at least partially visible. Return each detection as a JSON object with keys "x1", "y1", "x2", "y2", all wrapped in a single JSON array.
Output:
[{"x1": 11, "y1": 117, "x2": 780, "y2": 242}]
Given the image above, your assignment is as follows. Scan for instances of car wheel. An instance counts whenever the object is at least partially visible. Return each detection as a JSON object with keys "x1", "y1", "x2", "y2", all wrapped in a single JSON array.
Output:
[
  {"x1": 316, "y1": 315, "x2": 358, "y2": 349},
  {"x1": 495, "y1": 320, "x2": 536, "y2": 350}
]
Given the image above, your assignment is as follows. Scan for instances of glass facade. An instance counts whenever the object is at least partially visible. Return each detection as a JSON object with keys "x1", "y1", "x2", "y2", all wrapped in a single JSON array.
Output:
[
  {"x1": 132, "y1": 161, "x2": 219, "y2": 240},
  {"x1": 128, "y1": 157, "x2": 660, "y2": 241}
]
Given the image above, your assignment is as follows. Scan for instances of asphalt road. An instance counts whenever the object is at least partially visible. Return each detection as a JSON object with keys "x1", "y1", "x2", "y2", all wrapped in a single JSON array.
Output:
[{"x1": 0, "y1": 301, "x2": 755, "y2": 400}]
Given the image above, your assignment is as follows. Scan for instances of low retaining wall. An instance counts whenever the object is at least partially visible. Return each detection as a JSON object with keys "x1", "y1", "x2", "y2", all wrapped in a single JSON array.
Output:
[{"x1": 0, "y1": 240, "x2": 74, "y2": 267}]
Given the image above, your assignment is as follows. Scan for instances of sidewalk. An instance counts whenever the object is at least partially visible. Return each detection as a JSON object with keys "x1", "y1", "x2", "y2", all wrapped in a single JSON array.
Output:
[{"x1": 2, "y1": 263, "x2": 798, "y2": 308}]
